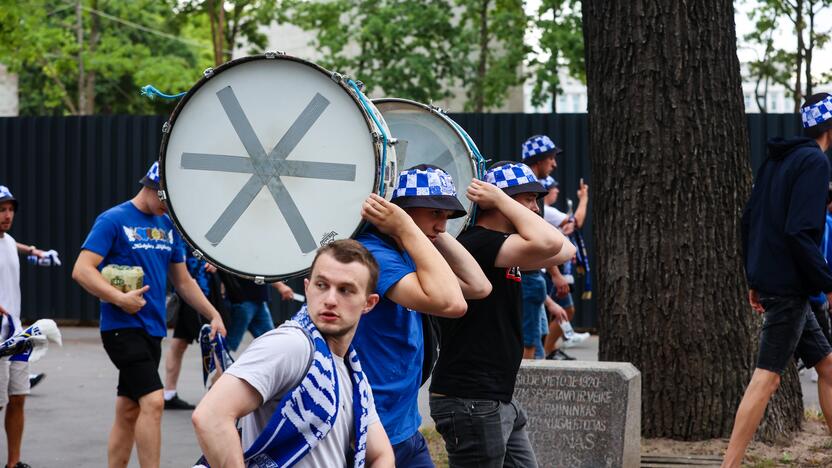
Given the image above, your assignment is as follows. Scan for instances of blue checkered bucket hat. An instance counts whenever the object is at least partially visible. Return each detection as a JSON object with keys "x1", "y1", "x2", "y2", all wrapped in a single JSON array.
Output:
[
  {"x1": 0, "y1": 185, "x2": 18, "y2": 210},
  {"x1": 390, "y1": 167, "x2": 466, "y2": 218},
  {"x1": 484, "y1": 162, "x2": 547, "y2": 198},
  {"x1": 802, "y1": 95, "x2": 832, "y2": 129},
  {"x1": 540, "y1": 176, "x2": 559, "y2": 191},
  {"x1": 521, "y1": 135, "x2": 563, "y2": 163},
  {"x1": 139, "y1": 161, "x2": 161, "y2": 189}
]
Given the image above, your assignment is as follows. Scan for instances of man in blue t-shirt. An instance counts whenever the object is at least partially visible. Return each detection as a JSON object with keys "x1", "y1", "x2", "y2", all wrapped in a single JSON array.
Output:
[
  {"x1": 356, "y1": 165, "x2": 491, "y2": 467},
  {"x1": 72, "y1": 162, "x2": 227, "y2": 468}
]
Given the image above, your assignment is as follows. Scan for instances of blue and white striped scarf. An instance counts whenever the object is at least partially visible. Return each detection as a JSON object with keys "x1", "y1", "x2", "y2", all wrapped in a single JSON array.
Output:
[{"x1": 197, "y1": 306, "x2": 372, "y2": 468}]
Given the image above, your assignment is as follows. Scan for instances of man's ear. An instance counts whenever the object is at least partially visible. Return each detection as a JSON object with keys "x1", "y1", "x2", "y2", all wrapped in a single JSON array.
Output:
[
  {"x1": 303, "y1": 278, "x2": 309, "y2": 293},
  {"x1": 362, "y1": 293, "x2": 380, "y2": 314}
]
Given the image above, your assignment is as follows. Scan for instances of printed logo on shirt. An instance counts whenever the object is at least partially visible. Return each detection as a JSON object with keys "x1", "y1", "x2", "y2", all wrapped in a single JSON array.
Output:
[
  {"x1": 505, "y1": 267, "x2": 522, "y2": 282},
  {"x1": 122, "y1": 226, "x2": 175, "y2": 252}
]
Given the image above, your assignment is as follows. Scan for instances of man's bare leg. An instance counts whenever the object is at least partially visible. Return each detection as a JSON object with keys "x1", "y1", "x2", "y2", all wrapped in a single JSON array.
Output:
[
  {"x1": 721, "y1": 368, "x2": 781, "y2": 468},
  {"x1": 544, "y1": 305, "x2": 575, "y2": 355},
  {"x1": 813, "y1": 353, "x2": 832, "y2": 432},
  {"x1": 109, "y1": 396, "x2": 140, "y2": 468},
  {"x1": 164, "y1": 338, "x2": 189, "y2": 394},
  {"x1": 5, "y1": 395, "x2": 25, "y2": 467},
  {"x1": 134, "y1": 389, "x2": 164, "y2": 468}
]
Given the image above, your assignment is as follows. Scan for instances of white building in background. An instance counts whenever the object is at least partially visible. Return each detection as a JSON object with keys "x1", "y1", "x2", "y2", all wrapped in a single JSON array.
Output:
[{"x1": 0, "y1": 64, "x2": 19, "y2": 117}]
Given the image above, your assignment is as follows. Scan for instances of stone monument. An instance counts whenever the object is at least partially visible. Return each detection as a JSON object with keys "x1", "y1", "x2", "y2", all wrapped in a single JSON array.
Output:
[{"x1": 513, "y1": 360, "x2": 641, "y2": 468}]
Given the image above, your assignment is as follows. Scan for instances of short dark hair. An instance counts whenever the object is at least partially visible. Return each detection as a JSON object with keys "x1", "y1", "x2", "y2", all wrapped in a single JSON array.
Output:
[
  {"x1": 309, "y1": 239, "x2": 379, "y2": 294},
  {"x1": 802, "y1": 93, "x2": 832, "y2": 139}
]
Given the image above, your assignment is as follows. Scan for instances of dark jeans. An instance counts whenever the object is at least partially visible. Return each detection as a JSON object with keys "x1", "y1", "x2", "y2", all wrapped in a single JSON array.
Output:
[
  {"x1": 429, "y1": 395, "x2": 538, "y2": 468},
  {"x1": 392, "y1": 431, "x2": 435, "y2": 468},
  {"x1": 757, "y1": 294, "x2": 832, "y2": 374}
]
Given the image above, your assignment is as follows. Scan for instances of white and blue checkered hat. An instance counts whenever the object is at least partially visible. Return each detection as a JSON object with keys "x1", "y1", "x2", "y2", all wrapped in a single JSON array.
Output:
[
  {"x1": 521, "y1": 135, "x2": 562, "y2": 162},
  {"x1": 540, "y1": 176, "x2": 558, "y2": 190},
  {"x1": 390, "y1": 166, "x2": 466, "y2": 218},
  {"x1": 0, "y1": 185, "x2": 17, "y2": 210},
  {"x1": 139, "y1": 161, "x2": 160, "y2": 189},
  {"x1": 802, "y1": 95, "x2": 832, "y2": 129},
  {"x1": 484, "y1": 162, "x2": 547, "y2": 197}
]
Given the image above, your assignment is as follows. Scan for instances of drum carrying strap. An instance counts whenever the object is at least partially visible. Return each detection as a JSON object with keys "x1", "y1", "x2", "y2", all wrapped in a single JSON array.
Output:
[{"x1": 195, "y1": 306, "x2": 372, "y2": 468}]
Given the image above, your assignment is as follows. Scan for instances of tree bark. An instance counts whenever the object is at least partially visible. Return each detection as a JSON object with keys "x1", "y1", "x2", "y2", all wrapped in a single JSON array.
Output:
[
  {"x1": 793, "y1": 0, "x2": 805, "y2": 112},
  {"x1": 76, "y1": 0, "x2": 85, "y2": 115},
  {"x1": 85, "y1": 0, "x2": 99, "y2": 114},
  {"x1": 475, "y1": 0, "x2": 489, "y2": 112},
  {"x1": 583, "y1": 0, "x2": 803, "y2": 442}
]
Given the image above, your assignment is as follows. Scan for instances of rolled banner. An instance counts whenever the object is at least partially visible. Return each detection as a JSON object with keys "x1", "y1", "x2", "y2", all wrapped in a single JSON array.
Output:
[
  {"x1": 0, "y1": 319, "x2": 62, "y2": 363},
  {"x1": 199, "y1": 324, "x2": 234, "y2": 387}
]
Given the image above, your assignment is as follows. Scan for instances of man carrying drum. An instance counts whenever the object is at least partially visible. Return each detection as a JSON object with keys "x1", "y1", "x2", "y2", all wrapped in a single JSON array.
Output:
[
  {"x1": 430, "y1": 161, "x2": 574, "y2": 467},
  {"x1": 72, "y1": 162, "x2": 226, "y2": 468},
  {"x1": 356, "y1": 165, "x2": 491, "y2": 466},
  {"x1": 192, "y1": 239, "x2": 395, "y2": 468}
]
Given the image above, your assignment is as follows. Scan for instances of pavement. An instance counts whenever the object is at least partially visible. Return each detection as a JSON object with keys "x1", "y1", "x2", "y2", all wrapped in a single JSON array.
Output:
[{"x1": 0, "y1": 328, "x2": 821, "y2": 466}]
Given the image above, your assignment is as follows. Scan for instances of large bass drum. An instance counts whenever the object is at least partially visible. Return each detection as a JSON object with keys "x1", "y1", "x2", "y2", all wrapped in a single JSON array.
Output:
[
  {"x1": 159, "y1": 53, "x2": 396, "y2": 282},
  {"x1": 373, "y1": 98, "x2": 483, "y2": 237}
]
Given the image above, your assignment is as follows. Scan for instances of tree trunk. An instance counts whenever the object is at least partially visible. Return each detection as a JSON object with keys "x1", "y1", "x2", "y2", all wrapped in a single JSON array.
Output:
[
  {"x1": 793, "y1": 0, "x2": 804, "y2": 112},
  {"x1": 76, "y1": 0, "x2": 85, "y2": 115},
  {"x1": 85, "y1": 0, "x2": 99, "y2": 114},
  {"x1": 583, "y1": 0, "x2": 803, "y2": 442},
  {"x1": 475, "y1": 0, "x2": 489, "y2": 112},
  {"x1": 805, "y1": 2, "x2": 815, "y2": 98}
]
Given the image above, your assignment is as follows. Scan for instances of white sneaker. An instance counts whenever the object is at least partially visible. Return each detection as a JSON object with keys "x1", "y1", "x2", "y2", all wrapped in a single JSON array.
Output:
[
  {"x1": 561, "y1": 332, "x2": 590, "y2": 349},
  {"x1": 811, "y1": 367, "x2": 819, "y2": 383}
]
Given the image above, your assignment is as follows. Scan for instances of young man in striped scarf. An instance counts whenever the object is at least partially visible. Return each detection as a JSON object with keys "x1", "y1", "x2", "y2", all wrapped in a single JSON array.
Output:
[{"x1": 192, "y1": 239, "x2": 394, "y2": 468}]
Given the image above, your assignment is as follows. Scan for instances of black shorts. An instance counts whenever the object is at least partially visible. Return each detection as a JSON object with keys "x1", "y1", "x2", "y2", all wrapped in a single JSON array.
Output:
[
  {"x1": 173, "y1": 303, "x2": 205, "y2": 343},
  {"x1": 101, "y1": 328, "x2": 163, "y2": 401},
  {"x1": 757, "y1": 294, "x2": 832, "y2": 374}
]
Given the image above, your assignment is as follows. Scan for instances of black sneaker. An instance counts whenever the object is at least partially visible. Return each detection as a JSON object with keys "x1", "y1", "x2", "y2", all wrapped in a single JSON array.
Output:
[
  {"x1": 7, "y1": 461, "x2": 32, "y2": 468},
  {"x1": 29, "y1": 373, "x2": 45, "y2": 389},
  {"x1": 164, "y1": 394, "x2": 195, "y2": 410},
  {"x1": 545, "y1": 349, "x2": 576, "y2": 361}
]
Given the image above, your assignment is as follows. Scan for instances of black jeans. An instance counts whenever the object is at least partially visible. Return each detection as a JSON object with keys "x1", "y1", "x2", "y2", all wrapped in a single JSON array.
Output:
[
  {"x1": 757, "y1": 294, "x2": 832, "y2": 374},
  {"x1": 429, "y1": 395, "x2": 538, "y2": 468}
]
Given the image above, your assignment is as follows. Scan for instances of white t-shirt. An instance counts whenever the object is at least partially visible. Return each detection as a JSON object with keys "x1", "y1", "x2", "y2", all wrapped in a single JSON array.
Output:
[
  {"x1": 226, "y1": 326, "x2": 380, "y2": 468},
  {"x1": 543, "y1": 205, "x2": 568, "y2": 229},
  {"x1": 0, "y1": 234, "x2": 21, "y2": 338}
]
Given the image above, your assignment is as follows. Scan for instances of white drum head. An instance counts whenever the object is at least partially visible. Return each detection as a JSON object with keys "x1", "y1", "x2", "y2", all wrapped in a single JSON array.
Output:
[
  {"x1": 375, "y1": 99, "x2": 476, "y2": 236},
  {"x1": 161, "y1": 55, "x2": 390, "y2": 280}
]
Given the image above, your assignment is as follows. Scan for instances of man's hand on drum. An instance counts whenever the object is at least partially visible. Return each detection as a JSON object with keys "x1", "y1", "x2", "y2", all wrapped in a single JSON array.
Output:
[
  {"x1": 362, "y1": 193, "x2": 415, "y2": 239},
  {"x1": 466, "y1": 178, "x2": 509, "y2": 210}
]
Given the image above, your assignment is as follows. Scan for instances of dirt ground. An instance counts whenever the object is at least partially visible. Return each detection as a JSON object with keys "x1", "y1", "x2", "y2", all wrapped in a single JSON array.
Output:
[{"x1": 424, "y1": 412, "x2": 832, "y2": 468}]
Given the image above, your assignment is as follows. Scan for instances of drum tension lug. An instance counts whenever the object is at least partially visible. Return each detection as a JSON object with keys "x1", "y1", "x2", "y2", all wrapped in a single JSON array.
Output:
[
  {"x1": 161, "y1": 122, "x2": 171, "y2": 134},
  {"x1": 157, "y1": 190, "x2": 167, "y2": 201},
  {"x1": 388, "y1": 137, "x2": 399, "y2": 146},
  {"x1": 371, "y1": 132, "x2": 382, "y2": 143},
  {"x1": 330, "y1": 72, "x2": 343, "y2": 83},
  {"x1": 254, "y1": 276, "x2": 265, "y2": 285},
  {"x1": 264, "y1": 50, "x2": 285, "y2": 58},
  {"x1": 354, "y1": 80, "x2": 365, "y2": 91},
  {"x1": 203, "y1": 67, "x2": 214, "y2": 78},
  {"x1": 429, "y1": 104, "x2": 445, "y2": 114},
  {"x1": 192, "y1": 249, "x2": 204, "y2": 260}
]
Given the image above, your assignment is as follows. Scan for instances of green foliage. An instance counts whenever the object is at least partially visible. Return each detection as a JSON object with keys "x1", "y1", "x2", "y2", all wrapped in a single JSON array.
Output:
[
  {"x1": 0, "y1": 0, "x2": 212, "y2": 115},
  {"x1": 455, "y1": 0, "x2": 531, "y2": 111},
  {"x1": 288, "y1": 0, "x2": 465, "y2": 104},
  {"x1": 528, "y1": 0, "x2": 584, "y2": 111}
]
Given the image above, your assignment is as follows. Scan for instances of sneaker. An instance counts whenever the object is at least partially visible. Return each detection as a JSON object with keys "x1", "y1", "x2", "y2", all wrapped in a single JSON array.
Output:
[
  {"x1": 561, "y1": 332, "x2": 591, "y2": 349},
  {"x1": 545, "y1": 349, "x2": 576, "y2": 361},
  {"x1": 7, "y1": 462, "x2": 33, "y2": 468},
  {"x1": 164, "y1": 394, "x2": 195, "y2": 410},
  {"x1": 28, "y1": 373, "x2": 45, "y2": 389}
]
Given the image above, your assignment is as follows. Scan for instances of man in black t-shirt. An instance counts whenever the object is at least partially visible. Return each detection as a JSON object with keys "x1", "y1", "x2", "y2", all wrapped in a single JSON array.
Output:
[{"x1": 429, "y1": 161, "x2": 575, "y2": 467}]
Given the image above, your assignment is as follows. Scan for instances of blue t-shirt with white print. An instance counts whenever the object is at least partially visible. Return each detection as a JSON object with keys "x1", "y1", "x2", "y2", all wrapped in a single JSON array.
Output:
[
  {"x1": 82, "y1": 201, "x2": 185, "y2": 337},
  {"x1": 354, "y1": 231, "x2": 423, "y2": 446}
]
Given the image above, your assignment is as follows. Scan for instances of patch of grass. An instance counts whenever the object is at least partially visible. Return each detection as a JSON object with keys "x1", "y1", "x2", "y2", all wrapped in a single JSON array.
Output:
[
  {"x1": 804, "y1": 408, "x2": 824, "y2": 422},
  {"x1": 421, "y1": 427, "x2": 449, "y2": 468},
  {"x1": 779, "y1": 451, "x2": 795, "y2": 464}
]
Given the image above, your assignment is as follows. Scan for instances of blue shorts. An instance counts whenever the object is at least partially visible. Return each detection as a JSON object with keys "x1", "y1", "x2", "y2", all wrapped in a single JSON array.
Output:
[
  {"x1": 521, "y1": 272, "x2": 547, "y2": 347},
  {"x1": 392, "y1": 432, "x2": 434, "y2": 468}
]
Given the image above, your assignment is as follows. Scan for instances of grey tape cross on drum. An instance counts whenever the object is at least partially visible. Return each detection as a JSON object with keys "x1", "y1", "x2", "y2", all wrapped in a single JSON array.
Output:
[{"x1": 180, "y1": 86, "x2": 357, "y2": 253}]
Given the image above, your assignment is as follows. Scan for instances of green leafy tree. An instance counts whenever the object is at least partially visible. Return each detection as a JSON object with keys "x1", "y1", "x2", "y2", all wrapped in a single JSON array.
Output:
[
  {"x1": 456, "y1": 0, "x2": 531, "y2": 111},
  {"x1": 175, "y1": 0, "x2": 280, "y2": 66},
  {"x1": 742, "y1": 0, "x2": 832, "y2": 112},
  {"x1": 0, "y1": 0, "x2": 212, "y2": 115},
  {"x1": 288, "y1": 0, "x2": 465, "y2": 103},
  {"x1": 528, "y1": 0, "x2": 584, "y2": 112}
]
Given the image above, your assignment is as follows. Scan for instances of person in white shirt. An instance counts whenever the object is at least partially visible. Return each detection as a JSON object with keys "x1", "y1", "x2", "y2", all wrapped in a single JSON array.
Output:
[{"x1": 192, "y1": 239, "x2": 395, "y2": 468}]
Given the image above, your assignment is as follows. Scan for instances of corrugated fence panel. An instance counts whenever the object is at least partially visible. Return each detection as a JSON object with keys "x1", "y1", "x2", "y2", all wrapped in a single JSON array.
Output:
[{"x1": 0, "y1": 114, "x2": 802, "y2": 328}]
